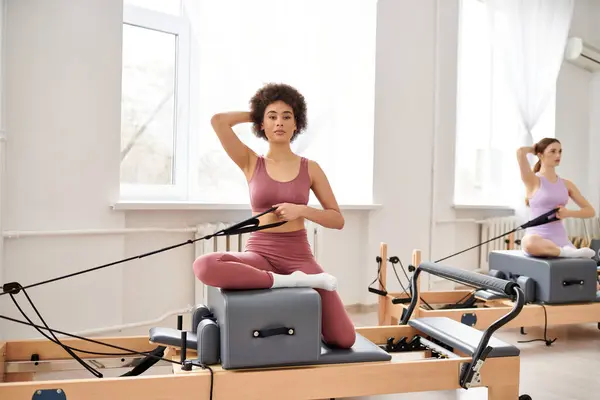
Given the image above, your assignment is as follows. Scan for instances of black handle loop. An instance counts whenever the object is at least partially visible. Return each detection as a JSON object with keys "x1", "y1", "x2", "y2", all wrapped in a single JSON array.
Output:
[
  {"x1": 252, "y1": 327, "x2": 295, "y2": 338},
  {"x1": 368, "y1": 288, "x2": 388, "y2": 296},
  {"x1": 562, "y1": 280, "x2": 584, "y2": 286},
  {"x1": 519, "y1": 207, "x2": 560, "y2": 229}
]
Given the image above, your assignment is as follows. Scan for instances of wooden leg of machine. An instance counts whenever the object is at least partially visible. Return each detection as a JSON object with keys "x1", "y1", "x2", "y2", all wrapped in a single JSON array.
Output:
[{"x1": 0, "y1": 342, "x2": 5, "y2": 383}]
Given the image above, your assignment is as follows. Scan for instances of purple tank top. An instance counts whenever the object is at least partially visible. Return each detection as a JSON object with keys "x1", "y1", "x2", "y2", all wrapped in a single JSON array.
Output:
[
  {"x1": 528, "y1": 174, "x2": 569, "y2": 219},
  {"x1": 525, "y1": 174, "x2": 572, "y2": 247},
  {"x1": 248, "y1": 156, "x2": 311, "y2": 212}
]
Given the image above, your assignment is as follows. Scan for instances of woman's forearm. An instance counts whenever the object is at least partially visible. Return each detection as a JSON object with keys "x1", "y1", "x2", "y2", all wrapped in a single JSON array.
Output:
[
  {"x1": 301, "y1": 206, "x2": 344, "y2": 230},
  {"x1": 211, "y1": 111, "x2": 251, "y2": 127},
  {"x1": 568, "y1": 206, "x2": 595, "y2": 219}
]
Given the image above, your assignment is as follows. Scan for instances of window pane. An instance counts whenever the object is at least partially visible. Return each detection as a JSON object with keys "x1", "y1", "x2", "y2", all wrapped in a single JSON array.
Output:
[
  {"x1": 120, "y1": 23, "x2": 176, "y2": 185},
  {"x1": 124, "y1": 0, "x2": 182, "y2": 15},
  {"x1": 455, "y1": 0, "x2": 493, "y2": 205},
  {"x1": 185, "y1": 0, "x2": 376, "y2": 205}
]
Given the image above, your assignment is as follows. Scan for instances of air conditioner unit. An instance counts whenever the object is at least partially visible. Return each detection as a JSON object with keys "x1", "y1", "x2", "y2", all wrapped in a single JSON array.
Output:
[{"x1": 564, "y1": 37, "x2": 600, "y2": 73}]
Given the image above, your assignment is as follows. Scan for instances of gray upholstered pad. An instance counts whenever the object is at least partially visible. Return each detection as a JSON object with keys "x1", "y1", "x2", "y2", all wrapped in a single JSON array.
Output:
[
  {"x1": 489, "y1": 250, "x2": 597, "y2": 304},
  {"x1": 409, "y1": 317, "x2": 520, "y2": 358},
  {"x1": 148, "y1": 327, "x2": 391, "y2": 366},
  {"x1": 247, "y1": 333, "x2": 393, "y2": 368},
  {"x1": 597, "y1": 291, "x2": 600, "y2": 301},
  {"x1": 149, "y1": 327, "x2": 197, "y2": 348},
  {"x1": 317, "y1": 333, "x2": 391, "y2": 364},
  {"x1": 209, "y1": 287, "x2": 322, "y2": 369}
]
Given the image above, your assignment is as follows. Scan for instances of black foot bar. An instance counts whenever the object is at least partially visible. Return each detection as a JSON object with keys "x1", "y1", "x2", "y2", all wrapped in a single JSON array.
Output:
[{"x1": 400, "y1": 261, "x2": 525, "y2": 389}]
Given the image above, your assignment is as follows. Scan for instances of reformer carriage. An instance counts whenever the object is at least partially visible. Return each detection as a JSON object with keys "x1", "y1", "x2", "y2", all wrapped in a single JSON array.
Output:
[{"x1": 377, "y1": 244, "x2": 600, "y2": 337}]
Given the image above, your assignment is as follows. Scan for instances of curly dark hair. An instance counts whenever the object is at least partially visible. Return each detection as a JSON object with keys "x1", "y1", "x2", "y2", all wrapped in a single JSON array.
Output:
[{"x1": 249, "y1": 83, "x2": 307, "y2": 142}]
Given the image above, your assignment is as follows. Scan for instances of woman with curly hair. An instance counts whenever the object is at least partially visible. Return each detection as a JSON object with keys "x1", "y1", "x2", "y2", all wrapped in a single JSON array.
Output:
[{"x1": 193, "y1": 83, "x2": 356, "y2": 349}]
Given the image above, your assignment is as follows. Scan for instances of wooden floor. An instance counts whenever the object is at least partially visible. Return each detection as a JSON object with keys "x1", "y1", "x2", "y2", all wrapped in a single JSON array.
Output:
[{"x1": 348, "y1": 310, "x2": 600, "y2": 399}]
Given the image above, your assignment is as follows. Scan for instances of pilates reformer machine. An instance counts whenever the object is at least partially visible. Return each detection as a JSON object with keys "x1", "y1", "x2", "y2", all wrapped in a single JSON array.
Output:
[
  {"x1": 0, "y1": 208, "x2": 532, "y2": 399},
  {"x1": 375, "y1": 209, "x2": 600, "y2": 341}
]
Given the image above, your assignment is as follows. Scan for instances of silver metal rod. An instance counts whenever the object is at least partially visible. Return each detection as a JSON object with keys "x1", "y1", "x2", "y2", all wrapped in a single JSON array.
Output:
[{"x1": 4, "y1": 356, "x2": 171, "y2": 373}]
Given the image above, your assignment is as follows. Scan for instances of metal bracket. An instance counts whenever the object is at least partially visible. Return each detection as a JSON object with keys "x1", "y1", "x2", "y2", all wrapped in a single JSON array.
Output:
[
  {"x1": 460, "y1": 312, "x2": 477, "y2": 327},
  {"x1": 460, "y1": 346, "x2": 492, "y2": 389},
  {"x1": 460, "y1": 360, "x2": 484, "y2": 389},
  {"x1": 32, "y1": 389, "x2": 67, "y2": 399},
  {"x1": 468, "y1": 359, "x2": 484, "y2": 387}
]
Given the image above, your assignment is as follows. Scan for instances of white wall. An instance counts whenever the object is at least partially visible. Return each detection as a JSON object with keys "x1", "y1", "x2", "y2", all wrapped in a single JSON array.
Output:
[
  {"x1": 2, "y1": 0, "x2": 126, "y2": 339},
  {"x1": 566, "y1": 0, "x2": 600, "y2": 214},
  {"x1": 0, "y1": 0, "x2": 5, "y2": 310},
  {"x1": 556, "y1": 0, "x2": 600, "y2": 208},
  {"x1": 1, "y1": 0, "x2": 599, "y2": 340}
]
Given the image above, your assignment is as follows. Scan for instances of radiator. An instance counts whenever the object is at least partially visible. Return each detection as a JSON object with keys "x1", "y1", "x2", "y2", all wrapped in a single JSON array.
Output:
[
  {"x1": 193, "y1": 221, "x2": 319, "y2": 305},
  {"x1": 564, "y1": 218, "x2": 598, "y2": 239},
  {"x1": 478, "y1": 216, "x2": 522, "y2": 272}
]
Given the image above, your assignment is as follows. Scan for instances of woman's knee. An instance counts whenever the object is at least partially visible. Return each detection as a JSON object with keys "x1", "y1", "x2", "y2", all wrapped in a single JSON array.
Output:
[
  {"x1": 321, "y1": 305, "x2": 356, "y2": 348},
  {"x1": 192, "y1": 252, "x2": 225, "y2": 285},
  {"x1": 521, "y1": 235, "x2": 541, "y2": 255},
  {"x1": 333, "y1": 326, "x2": 356, "y2": 349}
]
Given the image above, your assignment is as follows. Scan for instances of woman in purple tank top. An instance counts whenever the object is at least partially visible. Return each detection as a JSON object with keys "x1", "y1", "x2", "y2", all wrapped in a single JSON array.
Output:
[
  {"x1": 192, "y1": 83, "x2": 356, "y2": 349},
  {"x1": 518, "y1": 138, "x2": 595, "y2": 258}
]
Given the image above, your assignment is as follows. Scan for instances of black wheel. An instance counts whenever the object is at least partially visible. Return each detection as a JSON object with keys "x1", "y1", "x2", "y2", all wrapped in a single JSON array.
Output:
[{"x1": 519, "y1": 395, "x2": 532, "y2": 400}]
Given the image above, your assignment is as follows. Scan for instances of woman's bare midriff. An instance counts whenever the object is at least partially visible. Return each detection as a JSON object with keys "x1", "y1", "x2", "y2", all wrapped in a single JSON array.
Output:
[{"x1": 255, "y1": 213, "x2": 306, "y2": 233}]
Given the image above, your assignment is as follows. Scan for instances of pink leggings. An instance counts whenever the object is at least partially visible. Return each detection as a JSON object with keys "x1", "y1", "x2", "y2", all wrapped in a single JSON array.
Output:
[{"x1": 192, "y1": 229, "x2": 356, "y2": 349}]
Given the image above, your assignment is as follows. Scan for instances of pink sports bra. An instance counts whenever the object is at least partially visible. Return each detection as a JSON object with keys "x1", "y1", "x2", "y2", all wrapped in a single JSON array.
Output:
[{"x1": 248, "y1": 156, "x2": 311, "y2": 212}]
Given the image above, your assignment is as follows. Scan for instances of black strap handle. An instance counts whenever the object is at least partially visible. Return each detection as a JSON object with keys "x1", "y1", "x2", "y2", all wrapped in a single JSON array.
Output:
[
  {"x1": 367, "y1": 256, "x2": 388, "y2": 297},
  {"x1": 253, "y1": 327, "x2": 294, "y2": 338},
  {"x1": 215, "y1": 206, "x2": 285, "y2": 237},
  {"x1": 519, "y1": 207, "x2": 560, "y2": 229},
  {"x1": 562, "y1": 279, "x2": 584, "y2": 286},
  {"x1": 368, "y1": 288, "x2": 388, "y2": 296},
  {"x1": 219, "y1": 221, "x2": 287, "y2": 236}
]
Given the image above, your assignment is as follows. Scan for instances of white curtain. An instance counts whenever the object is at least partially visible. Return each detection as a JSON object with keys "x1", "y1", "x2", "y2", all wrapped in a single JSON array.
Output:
[{"x1": 486, "y1": 0, "x2": 574, "y2": 221}]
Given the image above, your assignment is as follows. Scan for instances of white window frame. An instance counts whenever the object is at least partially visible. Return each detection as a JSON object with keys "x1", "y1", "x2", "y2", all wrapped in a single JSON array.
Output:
[
  {"x1": 117, "y1": 1, "x2": 377, "y2": 207},
  {"x1": 119, "y1": 4, "x2": 191, "y2": 202}
]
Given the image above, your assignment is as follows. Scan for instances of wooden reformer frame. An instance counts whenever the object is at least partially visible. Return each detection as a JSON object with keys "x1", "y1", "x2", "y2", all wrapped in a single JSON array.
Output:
[
  {"x1": 0, "y1": 326, "x2": 520, "y2": 400},
  {"x1": 377, "y1": 243, "x2": 600, "y2": 331},
  {"x1": 0, "y1": 246, "x2": 530, "y2": 400},
  {"x1": 0, "y1": 324, "x2": 522, "y2": 399}
]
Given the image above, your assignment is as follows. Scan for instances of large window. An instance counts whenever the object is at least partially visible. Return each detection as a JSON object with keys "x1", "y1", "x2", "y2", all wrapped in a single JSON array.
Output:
[
  {"x1": 454, "y1": 0, "x2": 555, "y2": 208},
  {"x1": 120, "y1": 0, "x2": 190, "y2": 201},
  {"x1": 119, "y1": 0, "x2": 377, "y2": 205}
]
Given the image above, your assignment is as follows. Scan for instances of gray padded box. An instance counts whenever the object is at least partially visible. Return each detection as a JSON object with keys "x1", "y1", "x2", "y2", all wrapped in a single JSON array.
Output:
[
  {"x1": 208, "y1": 286, "x2": 322, "y2": 369},
  {"x1": 489, "y1": 250, "x2": 597, "y2": 304},
  {"x1": 149, "y1": 321, "x2": 392, "y2": 368}
]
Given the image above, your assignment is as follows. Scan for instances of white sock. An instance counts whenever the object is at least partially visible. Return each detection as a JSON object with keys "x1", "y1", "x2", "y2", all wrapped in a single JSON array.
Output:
[
  {"x1": 270, "y1": 270, "x2": 338, "y2": 291},
  {"x1": 559, "y1": 246, "x2": 596, "y2": 259}
]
